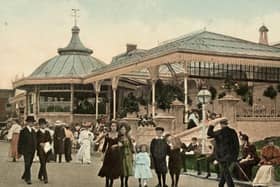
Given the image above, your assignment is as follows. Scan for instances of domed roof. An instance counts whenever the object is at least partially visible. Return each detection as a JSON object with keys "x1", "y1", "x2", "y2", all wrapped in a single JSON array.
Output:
[{"x1": 30, "y1": 26, "x2": 106, "y2": 78}]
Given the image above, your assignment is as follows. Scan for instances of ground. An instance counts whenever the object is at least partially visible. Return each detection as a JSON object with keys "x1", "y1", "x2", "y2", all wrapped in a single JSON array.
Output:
[{"x1": 0, "y1": 141, "x2": 220, "y2": 187}]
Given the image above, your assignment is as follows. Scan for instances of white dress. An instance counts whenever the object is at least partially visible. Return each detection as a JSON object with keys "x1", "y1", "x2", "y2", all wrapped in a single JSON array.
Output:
[
  {"x1": 77, "y1": 130, "x2": 94, "y2": 164},
  {"x1": 134, "y1": 152, "x2": 153, "y2": 179},
  {"x1": 253, "y1": 165, "x2": 280, "y2": 187}
]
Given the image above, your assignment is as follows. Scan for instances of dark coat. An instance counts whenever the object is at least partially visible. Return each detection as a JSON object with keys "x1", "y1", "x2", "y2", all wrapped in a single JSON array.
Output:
[
  {"x1": 207, "y1": 125, "x2": 239, "y2": 163},
  {"x1": 150, "y1": 138, "x2": 169, "y2": 173},
  {"x1": 37, "y1": 130, "x2": 52, "y2": 157},
  {"x1": 18, "y1": 127, "x2": 37, "y2": 155},
  {"x1": 54, "y1": 126, "x2": 65, "y2": 154}
]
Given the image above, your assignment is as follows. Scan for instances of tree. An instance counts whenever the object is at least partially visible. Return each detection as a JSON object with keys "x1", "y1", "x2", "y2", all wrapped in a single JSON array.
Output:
[
  {"x1": 208, "y1": 86, "x2": 217, "y2": 111},
  {"x1": 155, "y1": 79, "x2": 184, "y2": 110},
  {"x1": 235, "y1": 84, "x2": 253, "y2": 106},
  {"x1": 122, "y1": 92, "x2": 139, "y2": 116},
  {"x1": 263, "y1": 85, "x2": 278, "y2": 115}
]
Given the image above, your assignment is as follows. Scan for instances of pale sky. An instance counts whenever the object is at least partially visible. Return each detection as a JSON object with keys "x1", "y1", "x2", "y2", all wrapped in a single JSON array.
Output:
[{"x1": 1, "y1": 0, "x2": 280, "y2": 89}]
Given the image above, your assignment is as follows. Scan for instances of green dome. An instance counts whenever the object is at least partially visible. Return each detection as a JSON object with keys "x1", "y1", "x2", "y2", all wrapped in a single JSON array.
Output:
[{"x1": 30, "y1": 26, "x2": 106, "y2": 78}]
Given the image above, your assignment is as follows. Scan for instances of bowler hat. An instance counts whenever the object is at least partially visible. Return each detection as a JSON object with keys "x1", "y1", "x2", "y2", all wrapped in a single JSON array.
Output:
[
  {"x1": 38, "y1": 118, "x2": 47, "y2": 125},
  {"x1": 220, "y1": 119, "x2": 228, "y2": 125},
  {"x1": 155, "y1": 126, "x2": 164, "y2": 132},
  {"x1": 25, "y1": 116, "x2": 36, "y2": 123}
]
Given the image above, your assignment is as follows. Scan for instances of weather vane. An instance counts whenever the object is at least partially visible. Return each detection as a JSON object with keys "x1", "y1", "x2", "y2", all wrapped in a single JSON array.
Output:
[{"x1": 72, "y1": 8, "x2": 80, "y2": 26}]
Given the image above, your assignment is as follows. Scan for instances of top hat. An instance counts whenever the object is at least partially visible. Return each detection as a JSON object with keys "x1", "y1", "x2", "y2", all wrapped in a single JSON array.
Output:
[
  {"x1": 25, "y1": 116, "x2": 36, "y2": 123},
  {"x1": 38, "y1": 118, "x2": 47, "y2": 125}
]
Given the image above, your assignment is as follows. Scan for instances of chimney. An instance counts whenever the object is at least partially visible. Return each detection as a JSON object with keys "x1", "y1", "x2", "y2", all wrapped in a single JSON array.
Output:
[
  {"x1": 259, "y1": 25, "x2": 269, "y2": 45},
  {"x1": 126, "y1": 44, "x2": 137, "y2": 53}
]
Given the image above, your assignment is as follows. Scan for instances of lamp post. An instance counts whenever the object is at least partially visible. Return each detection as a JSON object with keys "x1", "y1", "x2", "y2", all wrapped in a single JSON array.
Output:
[{"x1": 197, "y1": 87, "x2": 212, "y2": 154}]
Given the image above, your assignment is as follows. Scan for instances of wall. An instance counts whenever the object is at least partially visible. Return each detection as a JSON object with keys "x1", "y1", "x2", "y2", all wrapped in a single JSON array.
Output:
[{"x1": 236, "y1": 120, "x2": 280, "y2": 142}]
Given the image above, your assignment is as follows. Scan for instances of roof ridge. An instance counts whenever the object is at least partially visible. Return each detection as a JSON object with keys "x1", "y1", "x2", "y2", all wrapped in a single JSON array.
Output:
[{"x1": 203, "y1": 31, "x2": 280, "y2": 51}]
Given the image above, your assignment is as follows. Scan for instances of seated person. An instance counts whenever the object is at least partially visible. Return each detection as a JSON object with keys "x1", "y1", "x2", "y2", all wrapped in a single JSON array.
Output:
[
  {"x1": 186, "y1": 137, "x2": 202, "y2": 154},
  {"x1": 253, "y1": 141, "x2": 280, "y2": 186},
  {"x1": 196, "y1": 139, "x2": 220, "y2": 178},
  {"x1": 233, "y1": 132, "x2": 260, "y2": 181},
  {"x1": 187, "y1": 110, "x2": 199, "y2": 129}
]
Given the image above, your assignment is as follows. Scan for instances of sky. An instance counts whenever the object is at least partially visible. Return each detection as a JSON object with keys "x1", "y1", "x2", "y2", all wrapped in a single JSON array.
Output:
[{"x1": 1, "y1": 0, "x2": 280, "y2": 88}]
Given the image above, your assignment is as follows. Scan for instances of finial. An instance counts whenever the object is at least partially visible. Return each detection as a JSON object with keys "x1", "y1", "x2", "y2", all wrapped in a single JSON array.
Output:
[{"x1": 72, "y1": 8, "x2": 80, "y2": 26}]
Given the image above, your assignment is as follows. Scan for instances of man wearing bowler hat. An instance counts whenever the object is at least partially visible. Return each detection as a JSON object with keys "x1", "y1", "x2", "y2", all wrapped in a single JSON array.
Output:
[
  {"x1": 18, "y1": 116, "x2": 37, "y2": 185},
  {"x1": 207, "y1": 118, "x2": 239, "y2": 187},
  {"x1": 37, "y1": 118, "x2": 52, "y2": 184}
]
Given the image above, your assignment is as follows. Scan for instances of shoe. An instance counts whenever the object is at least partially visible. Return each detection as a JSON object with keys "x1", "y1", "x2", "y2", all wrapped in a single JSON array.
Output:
[
  {"x1": 197, "y1": 171, "x2": 201, "y2": 175},
  {"x1": 205, "y1": 173, "x2": 211, "y2": 178},
  {"x1": 163, "y1": 185, "x2": 168, "y2": 187},
  {"x1": 155, "y1": 184, "x2": 161, "y2": 187},
  {"x1": 26, "y1": 180, "x2": 32, "y2": 185},
  {"x1": 38, "y1": 176, "x2": 43, "y2": 181},
  {"x1": 144, "y1": 185, "x2": 148, "y2": 187},
  {"x1": 12, "y1": 158, "x2": 16, "y2": 162},
  {"x1": 44, "y1": 180, "x2": 48, "y2": 184}
]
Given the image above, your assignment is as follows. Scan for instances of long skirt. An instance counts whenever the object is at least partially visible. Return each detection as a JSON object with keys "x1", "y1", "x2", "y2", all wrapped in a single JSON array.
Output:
[
  {"x1": 77, "y1": 140, "x2": 91, "y2": 164},
  {"x1": 98, "y1": 147, "x2": 122, "y2": 179},
  {"x1": 9, "y1": 133, "x2": 20, "y2": 159},
  {"x1": 253, "y1": 165, "x2": 280, "y2": 187}
]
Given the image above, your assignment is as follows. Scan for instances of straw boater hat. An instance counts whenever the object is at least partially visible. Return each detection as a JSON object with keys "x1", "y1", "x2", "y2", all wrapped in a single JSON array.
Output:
[{"x1": 54, "y1": 120, "x2": 64, "y2": 126}]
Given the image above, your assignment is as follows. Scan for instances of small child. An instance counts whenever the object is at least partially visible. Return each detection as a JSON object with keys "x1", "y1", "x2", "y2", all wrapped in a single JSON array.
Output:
[{"x1": 134, "y1": 144, "x2": 153, "y2": 187}]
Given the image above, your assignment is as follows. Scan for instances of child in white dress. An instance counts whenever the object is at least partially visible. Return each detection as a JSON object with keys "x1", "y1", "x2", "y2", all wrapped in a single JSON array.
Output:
[{"x1": 134, "y1": 144, "x2": 153, "y2": 187}]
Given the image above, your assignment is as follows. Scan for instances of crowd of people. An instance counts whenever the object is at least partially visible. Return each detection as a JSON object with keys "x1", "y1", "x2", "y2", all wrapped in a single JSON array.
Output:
[{"x1": 5, "y1": 114, "x2": 280, "y2": 187}]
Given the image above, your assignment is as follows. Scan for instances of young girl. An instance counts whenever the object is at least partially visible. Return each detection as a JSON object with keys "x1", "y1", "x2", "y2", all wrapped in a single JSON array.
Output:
[
  {"x1": 166, "y1": 134, "x2": 186, "y2": 187},
  {"x1": 134, "y1": 144, "x2": 153, "y2": 187}
]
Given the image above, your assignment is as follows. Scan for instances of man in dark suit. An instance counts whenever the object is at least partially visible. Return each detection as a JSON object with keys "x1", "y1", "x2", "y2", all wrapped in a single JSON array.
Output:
[
  {"x1": 207, "y1": 118, "x2": 239, "y2": 187},
  {"x1": 18, "y1": 116, "x2": 37, "y2": 185},
  {"x1": 150, "y1": 127, "x2": 169, "y2": 187},
  {"x1": 53, "y1": 121, "x2": 65, "y2": 163},
  {"x1": 37, "y1": 118, "x2": 52, "y2": 184}
]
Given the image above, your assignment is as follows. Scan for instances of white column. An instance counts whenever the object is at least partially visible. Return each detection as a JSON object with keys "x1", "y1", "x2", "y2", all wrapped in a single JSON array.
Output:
[
  {"x1": 94, "y1": 81, "x2": 102, "y2": 121},
  {"x1": 70, "y1": 84, "x2": 74, "y2": 123},
  {"x1": 113, "y1": 88, "x2": 117, "y2": 120},
  {"x1": 148, "y1": 66, "x2": 159, "y2": 119},
  {"x1": 183, "y1": 61, "x2": 189, "y2": 123},
  {"x1": 95, "y1": 91, "x2": 99, "y2": 120},
  {"x1": 201, "y1": 103, "x2": 206, "y2": 154},
  {"x1": 152, "y1": 80, "x2": 156, "y2": 118},
  {"x1": 111, "y1": 77, "x2": 119, "y2": 120}
]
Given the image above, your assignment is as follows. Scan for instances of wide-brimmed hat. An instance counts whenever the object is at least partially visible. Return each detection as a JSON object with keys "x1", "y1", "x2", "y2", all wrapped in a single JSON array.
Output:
[
  {"x1": 38, "y1": 118, "x2": 47, "y2": 125},
  {"x1": 25, "y1": 116, "x2": 36, "y2": 123},
  {"x1": 54, "y1": 120, "x2": 64, "y2": 126}
]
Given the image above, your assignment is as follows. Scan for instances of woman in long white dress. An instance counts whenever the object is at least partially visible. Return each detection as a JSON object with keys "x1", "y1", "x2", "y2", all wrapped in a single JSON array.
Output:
[{"x1": 77, "y1": 123, "x2": 94, "y2": 164}]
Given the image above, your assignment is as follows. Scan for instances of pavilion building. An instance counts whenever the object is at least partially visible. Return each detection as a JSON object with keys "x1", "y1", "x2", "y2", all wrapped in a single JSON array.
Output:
[{"x1": 12, "y1": 24, "x2": 280, "y2": 125}]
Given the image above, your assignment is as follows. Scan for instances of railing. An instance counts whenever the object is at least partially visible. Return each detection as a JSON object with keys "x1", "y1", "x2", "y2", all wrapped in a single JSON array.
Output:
[
  {"x1": 236, "y1": 107, "x2": 280, "y2": 121},
  {"x1": 39, "y1": 102, "x2": 71, "y2": 112}
]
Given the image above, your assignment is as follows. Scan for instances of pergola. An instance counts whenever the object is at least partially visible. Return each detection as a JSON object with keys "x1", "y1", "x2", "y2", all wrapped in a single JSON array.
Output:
[{"x1": 83, "y1": 30, "x2": 280, "y2": 120}]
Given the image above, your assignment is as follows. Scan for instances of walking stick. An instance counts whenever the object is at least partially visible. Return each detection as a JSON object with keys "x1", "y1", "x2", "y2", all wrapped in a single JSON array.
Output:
[{"x1": 234, "y1": 162, "x2": 252, "y2": 183}]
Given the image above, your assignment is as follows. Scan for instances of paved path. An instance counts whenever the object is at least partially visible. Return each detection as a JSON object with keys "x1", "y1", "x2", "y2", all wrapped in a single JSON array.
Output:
[{"x1": 0, "y1": 141, "x2": 220, "y2": 187}]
